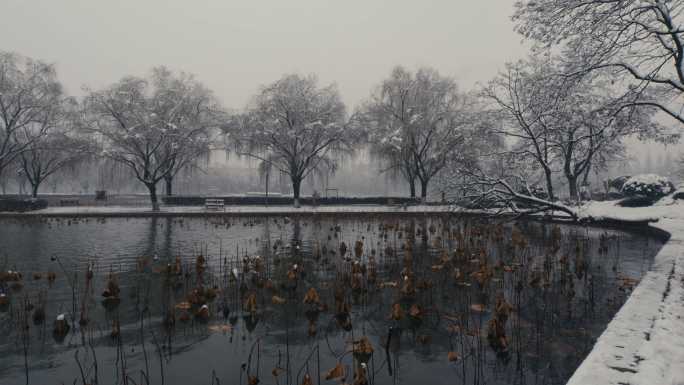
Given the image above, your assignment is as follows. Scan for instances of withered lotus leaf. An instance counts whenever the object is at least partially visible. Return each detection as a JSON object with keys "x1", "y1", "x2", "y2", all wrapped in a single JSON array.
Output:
[
  {"x1": 390, "y1": 303, "x2": 404, "y2": 320},
  {"x1": 303, "y1": 287, "x2": 320, "y2": 304},
  {"x1": 324, "y1": 362, "x2": 345, "y2": 380},
  {"x1": 244, "y1": 293, "x2": 258, "y2": 313},
  {"x1": 431, "y1": 264, "x2": 445, "y2": 272},
  {"x1": 409, "y1": 304, "x2": 422, "y2": 318},
  {"x1": 447, "y1": 351, "x2": 460, "y2": 362},
  {"x1": 353, "y1": 365, "x2": 368, "y2": 385},
  {"x1": 353, "y1": 336, "x2": 374, "y2": 356},
  {"x1": 301, "y1": 373, "x2": 313, "y2": 385},
  {"x1": 354, "y1": 240, "x2": 364, "y2": 258}
]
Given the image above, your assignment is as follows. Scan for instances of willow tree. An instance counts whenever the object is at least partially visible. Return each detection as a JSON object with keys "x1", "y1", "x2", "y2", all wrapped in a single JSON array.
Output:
[
  {"x1": 359, "y1": 67, "x2": 419, "y2": 197},
  {"x1": 84, "y1": 67, "x2": 219, "y2": 210},
  {"x1": 153, "y1": 68, "x2": 218, "y2": 196},
  {"x1": 228, "y1": 74, "x2": 353, "y2": 207},
  {"x1": 0, "y1": 52, "x2": 64, "y2": 181},
  {"x1": 18, "y1": 120, "x2": 91, "y2": 197},
  {"x1": 362, "y1": 66, "x2": 470, "y2": 200}
]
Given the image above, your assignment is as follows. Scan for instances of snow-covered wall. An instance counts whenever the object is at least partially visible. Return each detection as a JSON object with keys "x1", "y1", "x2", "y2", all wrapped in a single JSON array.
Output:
[{"x1": 568, "y1": 202, "x2": 684, "y2": 385}]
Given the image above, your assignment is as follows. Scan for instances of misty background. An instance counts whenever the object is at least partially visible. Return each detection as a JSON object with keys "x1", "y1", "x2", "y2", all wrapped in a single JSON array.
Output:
[{"x1": 1, "y1": 0, "x2": 680, "y2": 197}]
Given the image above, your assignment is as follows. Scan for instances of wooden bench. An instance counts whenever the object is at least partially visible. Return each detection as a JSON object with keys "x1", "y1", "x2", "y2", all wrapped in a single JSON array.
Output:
[
  {"x1": 204, "y1": 198, "x2": 225, "y2": 211},
  {"x1": 59, "y1": 199, "x2": 80, "y2": 206}
]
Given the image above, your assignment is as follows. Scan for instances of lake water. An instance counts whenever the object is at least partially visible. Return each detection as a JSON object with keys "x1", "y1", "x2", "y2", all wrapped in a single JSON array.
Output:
[{"x1": 0, "y1": 214, "x2": 664, "y2": 385}]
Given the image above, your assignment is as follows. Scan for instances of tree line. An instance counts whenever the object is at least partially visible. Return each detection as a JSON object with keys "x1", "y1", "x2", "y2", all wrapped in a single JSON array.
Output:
[{"x1": 1, "y1": 1, "x2": 682, "y2": 210}]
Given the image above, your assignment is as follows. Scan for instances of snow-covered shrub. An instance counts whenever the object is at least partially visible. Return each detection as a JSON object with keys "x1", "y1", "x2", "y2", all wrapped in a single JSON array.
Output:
[
  {"x1": 606, "y1": 175, "x2": 631, "y2": 192},
  {"x1": 673, "y1": 184, "x2": 684, "y2": 200},
  {"x1": 620, "y1": 174, "x2": 674, "y2": 201}
]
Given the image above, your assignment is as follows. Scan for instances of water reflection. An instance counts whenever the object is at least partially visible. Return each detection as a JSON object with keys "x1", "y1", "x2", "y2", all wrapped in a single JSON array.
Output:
[{"x1": 0, "y1": 215, "x2": 663, "y2": 385}]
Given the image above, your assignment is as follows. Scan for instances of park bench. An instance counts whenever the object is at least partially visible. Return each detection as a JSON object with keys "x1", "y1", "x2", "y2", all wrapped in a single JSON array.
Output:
[
  {"x1": 204, "y1": 198, "x2": 225, "y2": 211},
  {"x1": 59, "y1": 199, "x2": 80, "y2": 206}
]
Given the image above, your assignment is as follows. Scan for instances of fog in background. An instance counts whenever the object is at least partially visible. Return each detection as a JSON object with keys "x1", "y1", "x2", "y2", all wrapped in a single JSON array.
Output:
[{"x1": 1, "y1": 0, "x2": 681, "y2": 197}]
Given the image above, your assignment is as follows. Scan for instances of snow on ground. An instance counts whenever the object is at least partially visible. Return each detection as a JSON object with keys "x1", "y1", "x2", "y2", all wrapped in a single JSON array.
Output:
[
  {"x1": 6, "y1": 204, "x2": 453, "y2": 215},
  {"x1": 568, "y1": 198, "x2": 684, "y2": 385}
]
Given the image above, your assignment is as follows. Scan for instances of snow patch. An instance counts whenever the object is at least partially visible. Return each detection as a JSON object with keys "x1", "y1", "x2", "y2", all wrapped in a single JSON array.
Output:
[{"x1": 568, "y1": 200, "x2": 684, "y2": 385}]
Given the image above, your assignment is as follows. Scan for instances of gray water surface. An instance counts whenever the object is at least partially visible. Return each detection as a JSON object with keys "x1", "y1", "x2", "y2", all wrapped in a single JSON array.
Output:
[{"x1": 0, "y1": 215, "x2": 664, "y2": 385}]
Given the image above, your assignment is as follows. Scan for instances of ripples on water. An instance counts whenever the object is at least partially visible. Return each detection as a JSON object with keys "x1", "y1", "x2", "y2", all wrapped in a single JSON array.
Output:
[{"x1": 0, "y1": 215, "x2": 664, "y2": 385}]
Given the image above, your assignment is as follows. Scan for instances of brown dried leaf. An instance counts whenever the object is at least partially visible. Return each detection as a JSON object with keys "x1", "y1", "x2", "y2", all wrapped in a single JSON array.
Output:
[
  {"x1": 324, "y1": 362, "x2": 345, "y2": 380},
  {"x1": 301, "y1": 373, "x2": 313, "y2": 385},
  {"x1": 244, "y1": 293, "x2": 258, "y2": 313},
  {"x1": 303, "y1": 287, "x2": 320, "y2": 304},
  {"x1": 409, "y1": 304, "x2": 422, "y2": 318},
  {"x1": 431, "y1": 264, "x2": 445, "y2": 272},
  {"x1": 390, "y1": 303, "x2": 404, "y2": 320},
  {"x1": 353, "y1": 336, "x2": 374, "y2": 355}
]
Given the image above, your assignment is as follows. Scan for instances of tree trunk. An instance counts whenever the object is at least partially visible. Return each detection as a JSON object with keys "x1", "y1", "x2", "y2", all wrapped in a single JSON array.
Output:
[
  {"x1": 567, "y1": 175, "x2": 578, "y2": 201},
  {"x1": 164, "y1": 176, "x2": 173, "y2": 196},
  {"x1": 420, "y1": 179, "x2": 429, "y2": 201},
  {"x1": 543, "y1": 168, "x2": 555, "y2": 201},
  {"x1": 291, "y1": 177, "x2": 301, "y2": 208},
  {"x1": 582, "y1": 162, "x2": 592, "y2": 186},
  {"x1": 265, "y1": 172, "x2": 269, "y2": 206},
  {"x1": 147, "y1": 183, "x2": 160, "y2": 211},
  {"x1": 409, "y1": 179, "x2": 416, "y2": 198},
  {"x1": 31, "y1": 183, "x2": 39, "y2": 198}
]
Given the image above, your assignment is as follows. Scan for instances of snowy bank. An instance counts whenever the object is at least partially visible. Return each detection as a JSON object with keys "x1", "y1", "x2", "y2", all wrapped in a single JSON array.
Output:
[
  {"x1": 0, "y1": 204, "x2": 455, "y2": 217},
  {"x1": 567, "y1": 199, "x2": 684, "y2": 385}
]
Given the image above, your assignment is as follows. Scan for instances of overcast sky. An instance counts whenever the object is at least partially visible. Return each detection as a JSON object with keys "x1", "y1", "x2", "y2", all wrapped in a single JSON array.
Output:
[{"x1": 0, "y1": 0, "x2": 527, "y2": 109}]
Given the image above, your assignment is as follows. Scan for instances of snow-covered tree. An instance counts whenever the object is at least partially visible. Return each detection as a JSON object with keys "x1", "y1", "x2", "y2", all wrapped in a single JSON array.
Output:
[
  {"x1": 361, "y1": 66, "x2": 471, "y2": 200},
  {"x1": 152, "y1": 68, "x2": 219, "y2": 196},
  {"x1": 226, "y1": 74, "x2": 354, "y2": 207},
  {"x1": 482, "y1": 58, "x2": 560, "y2": 200},
  {"x1": 18, "y1": 99, "x2": 91, "y2": 197},
  {"x1": 513, "y1": 0, "x2": 684, "y2": 125},
  {"x1": 359, "y1": 67, "x2": 419, "y2": 197},
  {"x1": 84, "y1": 67, "x2": 220, "y2": 210},
  {"x1": 483, "y1": 56, "x2": 662, "y2": 200},
  {"x1": 0, "y1": 52, "x2": 64, "y2": 183}
]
